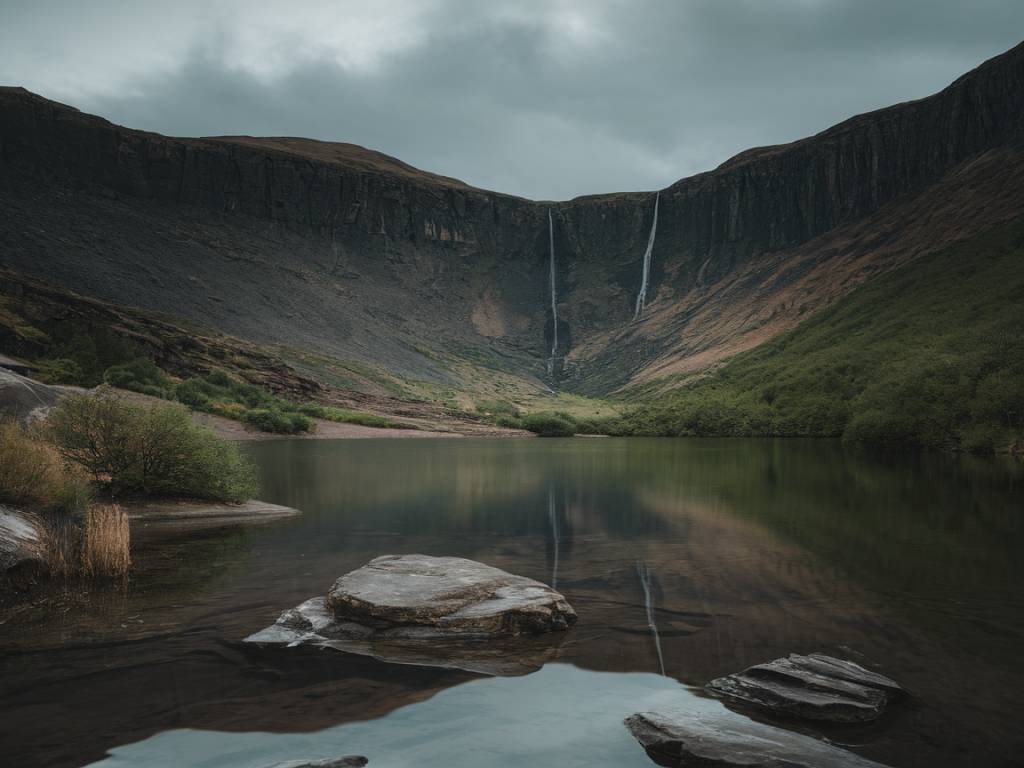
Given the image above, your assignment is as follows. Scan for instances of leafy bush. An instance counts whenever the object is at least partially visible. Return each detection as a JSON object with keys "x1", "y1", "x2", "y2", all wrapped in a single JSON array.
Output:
[
  {"x1": 48, "y1": 389, "x2": 258, "y2": 501},
  {"x1": 521, "y1": 412, "x2": 577, "y2": 437},
  {"x1": 33, "y1": 358, "x2": 85, "y2": 386},
  {"x1": 242, "y1": 408, "x2": 313, "y2": 434},
  {"x1": 494, "y1": 414, "x2": 524, "y2": 429},
  {"x1": 0, "y1": 422, "x2": 91, "y2": 516},
  {"x1": 104, "y1": 357, "x2": 172, "y2": 398}
]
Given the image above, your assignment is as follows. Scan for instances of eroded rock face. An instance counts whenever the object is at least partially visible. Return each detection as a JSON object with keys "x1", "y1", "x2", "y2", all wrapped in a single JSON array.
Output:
[
  {"x1": 246, "y1": 555, "x2": 576, "y2": 676},
  {"x1": 625, "y1": 709, "x2": 892, "y2": 768},
  {"x1": 706, "y1": 653, "x2": 905, "y2": 723}
]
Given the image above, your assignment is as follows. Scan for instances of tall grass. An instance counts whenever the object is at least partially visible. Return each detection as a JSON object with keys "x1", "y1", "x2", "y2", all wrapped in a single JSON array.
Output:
[
  {"x1": 0, "y1": 421, "x2": 91, "y2": 515},
  {"x1": 81, "y1": 504, "x2": 130, "y2": 578}
]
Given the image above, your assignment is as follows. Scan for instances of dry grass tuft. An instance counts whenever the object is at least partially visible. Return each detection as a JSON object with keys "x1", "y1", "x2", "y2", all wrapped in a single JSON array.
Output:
[
  {"x1": 81, "y1": 504, "x2": 131, "y2": 578},
  {"x1": 0, "y1": 421, "x2": 91, "y2": 514}
]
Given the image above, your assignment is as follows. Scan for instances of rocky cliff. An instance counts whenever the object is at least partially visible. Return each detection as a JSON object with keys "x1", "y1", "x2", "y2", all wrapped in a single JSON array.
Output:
[{"x1": 1, "y1": 41, "x2": 1022, "y2": 394}]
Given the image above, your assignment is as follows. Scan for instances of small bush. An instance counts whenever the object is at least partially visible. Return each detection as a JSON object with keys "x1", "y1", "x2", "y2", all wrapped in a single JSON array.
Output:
[
  {"x1": 521, "y1": 412, "x2": 577, "y2": 437},
  {"x1": 104, "y1": 358, "x2": 171, "y2": 398},
  {"x1": 242, "y1": 408, "x2": 313, "y2": 434},
  {"x1": 48, "y1": 389, "x2": 258, "y2": 501},
  {"x1": 33, "y1": 358, "x2": 85, "y2": 386}
]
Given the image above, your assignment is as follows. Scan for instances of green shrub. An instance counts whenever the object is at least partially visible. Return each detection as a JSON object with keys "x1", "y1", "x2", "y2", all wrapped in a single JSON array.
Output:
[
  {"x1": 33, "y1": 357, "x2": 86, "y2": 386},
  {"x1": 242, "y1": 408, "x2": 313, "y2": 434},
  {"x1": 104, "y1": 357, "x2": 172, "y2": 398},
  {"x1": 48, "y1": 389, "x2": 258, "y2": 501},
  {"x1": 521, "y1": 412, "x2": 577, "y2": 437},
  {"x1": 494, "y1": 414, "x2": 524, "y2": 429}
]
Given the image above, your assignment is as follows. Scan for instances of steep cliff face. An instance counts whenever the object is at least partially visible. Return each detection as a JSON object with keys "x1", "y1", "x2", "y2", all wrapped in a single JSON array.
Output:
[{"x1": 1, "y1": 41, "x2": 1022, "y2": 394}]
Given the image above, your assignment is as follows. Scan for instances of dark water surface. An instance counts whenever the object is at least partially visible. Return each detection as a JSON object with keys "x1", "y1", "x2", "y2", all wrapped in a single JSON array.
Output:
[{"x1": 2, "y1": 438, "x2": 1022, "y2": 767}]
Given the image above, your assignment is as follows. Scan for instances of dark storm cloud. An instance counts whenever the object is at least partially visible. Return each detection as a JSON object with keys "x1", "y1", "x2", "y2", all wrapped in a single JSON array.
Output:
[{"x1": 1, "y1": 1, "x2": 1022, "y2": 199}]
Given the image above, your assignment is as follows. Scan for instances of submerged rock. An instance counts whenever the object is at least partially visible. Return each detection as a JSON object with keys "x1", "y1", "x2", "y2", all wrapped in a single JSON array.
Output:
[
  {"x1": 625, "y1": 709, "x2": 892, "y2": 767},
  {"x1": 246, "y1": 555, "x2": 576, "y2": 675},
  {"x1": 127, "y1": 499, "x2": 301, "y2": 536},
  {"x1": 263, "y1": 757, "x2": 367, "y2": 768},
  {"x1": 707, "y1": 653, "x2": 905, "y2": 723}
]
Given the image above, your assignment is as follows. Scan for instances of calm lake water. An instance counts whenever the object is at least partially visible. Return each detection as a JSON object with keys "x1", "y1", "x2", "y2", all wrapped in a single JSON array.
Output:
[{"x1": 2, "y1": 438, "x2": 1022, "y2": 767}]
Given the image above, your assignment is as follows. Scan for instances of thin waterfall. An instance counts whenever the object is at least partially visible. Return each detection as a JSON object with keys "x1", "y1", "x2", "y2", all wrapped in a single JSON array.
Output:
[
  {"x1": 548, "y1": 488, "x2": 560, "y2": 588},
  {"x1": 547, "y1": 209, "x2": 558, "y2": 376},
  {"x1": 636, "y1": 560, "x2": 666, "y2": 675},
  {"x1": 633, "y1": 191, "x2": 661, "y2": 320}
]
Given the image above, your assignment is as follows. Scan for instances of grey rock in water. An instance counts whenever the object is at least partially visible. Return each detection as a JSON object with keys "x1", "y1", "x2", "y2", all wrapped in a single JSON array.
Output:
[
  {"x1": 625, "y1": 709, "x2": 893, "y2": 767},
  {"x1": 0, "y1": 505, "x2": 46, "y2": 579},
  {"x1": 325, "y1": 554, "x2": 577, "y2": 635},
  {"x1": 263, "y1": 757, "x2": 367, "y2": 768},
  {"x1": 246, "y1": 555, "x2": 576, "y2": 676},
  {"x1": 707, "y1": 653, "x2": 905, "y2": 723}
]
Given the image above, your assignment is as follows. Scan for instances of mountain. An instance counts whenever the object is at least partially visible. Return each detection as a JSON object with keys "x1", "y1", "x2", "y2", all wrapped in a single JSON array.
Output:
[{"x1": 0, "y1": 42, "x2": 1022, "y2": 402}]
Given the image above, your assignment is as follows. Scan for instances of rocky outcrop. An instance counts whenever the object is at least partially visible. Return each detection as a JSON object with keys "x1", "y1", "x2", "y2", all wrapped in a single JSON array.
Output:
[
  {"x1": 625, "y1": 709, "x2": 892, "y2": 767},
  {"x1": 706, "y1": 653, "x2": 905, "y2": 723},
  {"x1": 0, "y1": 368, "x2": 64, "y2": 424},
  {"x1": 246, "y1": 555, "x2": 576, "y2": 675},
  {"x1": 1, "y1": 43, "x2": 1021, "y2": 391},
  {"x1": 0, "y1": 505, "x2": 46, "y2": 583}
]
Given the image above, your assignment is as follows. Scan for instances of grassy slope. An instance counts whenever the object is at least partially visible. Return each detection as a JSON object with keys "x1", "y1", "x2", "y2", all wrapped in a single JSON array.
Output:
[{"x1": 620, "y1": 218, "x2": 1024, "y2": 452}]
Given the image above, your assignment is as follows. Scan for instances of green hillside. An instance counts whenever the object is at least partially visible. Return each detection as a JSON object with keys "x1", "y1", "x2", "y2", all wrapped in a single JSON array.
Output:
[{"x1": 620, "y1": 218, "x2": 1024, "y2": 452}]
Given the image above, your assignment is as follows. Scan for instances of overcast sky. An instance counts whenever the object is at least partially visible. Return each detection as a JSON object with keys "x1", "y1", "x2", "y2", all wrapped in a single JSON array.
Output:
[{"x1": 1, "y1": 1, "x2": 1022, "y2": 200}]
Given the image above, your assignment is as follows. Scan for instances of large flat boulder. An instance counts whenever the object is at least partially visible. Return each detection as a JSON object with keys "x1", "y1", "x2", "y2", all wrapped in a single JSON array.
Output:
[
  {"x1": 625, "y1": 709, "x2": 892, "y2": 767},
  {"x1": 706, "y1": 653, "x2": 905, "y2": 723},
  {"x1": 246, "y1": 555, "x2": 576, "y2": 675},
  {"x1": 325, "y1": 554, "x2": 577, "y2": 635},
  {"x1": 263, "y1": 757, "x2": 367, "y2": 768}
]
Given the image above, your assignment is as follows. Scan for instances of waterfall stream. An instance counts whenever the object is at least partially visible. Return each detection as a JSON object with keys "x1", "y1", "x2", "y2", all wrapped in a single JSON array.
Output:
[
  {"x1": 547, "y1": 209, "x2": 559, "y2": 376},
  {"x1": 636, "y1": 560, "x2": 666, "y2": 675},
  {"x1": 548, "y1": 488, "x2": 560, "y2": 588},
  {"x1": 633, "y1": 191, "x2": 660, "y2": 320}
]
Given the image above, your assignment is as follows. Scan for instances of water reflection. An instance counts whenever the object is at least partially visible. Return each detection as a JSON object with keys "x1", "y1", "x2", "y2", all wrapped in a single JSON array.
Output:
[{"x1": 1, "y1": 438, "x2": 1021, "y2": 767}]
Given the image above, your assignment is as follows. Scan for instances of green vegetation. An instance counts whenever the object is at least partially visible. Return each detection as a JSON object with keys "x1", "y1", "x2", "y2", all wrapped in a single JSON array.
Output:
[
  {"x1": 520, "y1": 411, "x2": 577, "y2": 437},
  {"x1": 48, "y1": 389, "x2": 258, "y2": 501},
  {"x1": 32, "y1": 327, "x2": 145, "y2": 387},
  {"x1": 104, "y1": 357, "x2": 173, "y2": 398},
  {"x1": 474, "y1": 399, "x2": 618, "y2": 437},
  {"x1": 619, "y1": 220, "x2": 1024, "y2": 453}
]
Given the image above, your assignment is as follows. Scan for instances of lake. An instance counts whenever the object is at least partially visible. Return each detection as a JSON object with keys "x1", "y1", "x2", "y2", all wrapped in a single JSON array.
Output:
[{"x1": 1, "y1": 438, "x2": 1022, "y2": 766}]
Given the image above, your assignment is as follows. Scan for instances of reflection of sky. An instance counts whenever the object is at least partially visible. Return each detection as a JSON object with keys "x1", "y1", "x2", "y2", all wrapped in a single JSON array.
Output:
[{"x1": 88, "y1": 665, "x2": 717, "y2": 768}]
